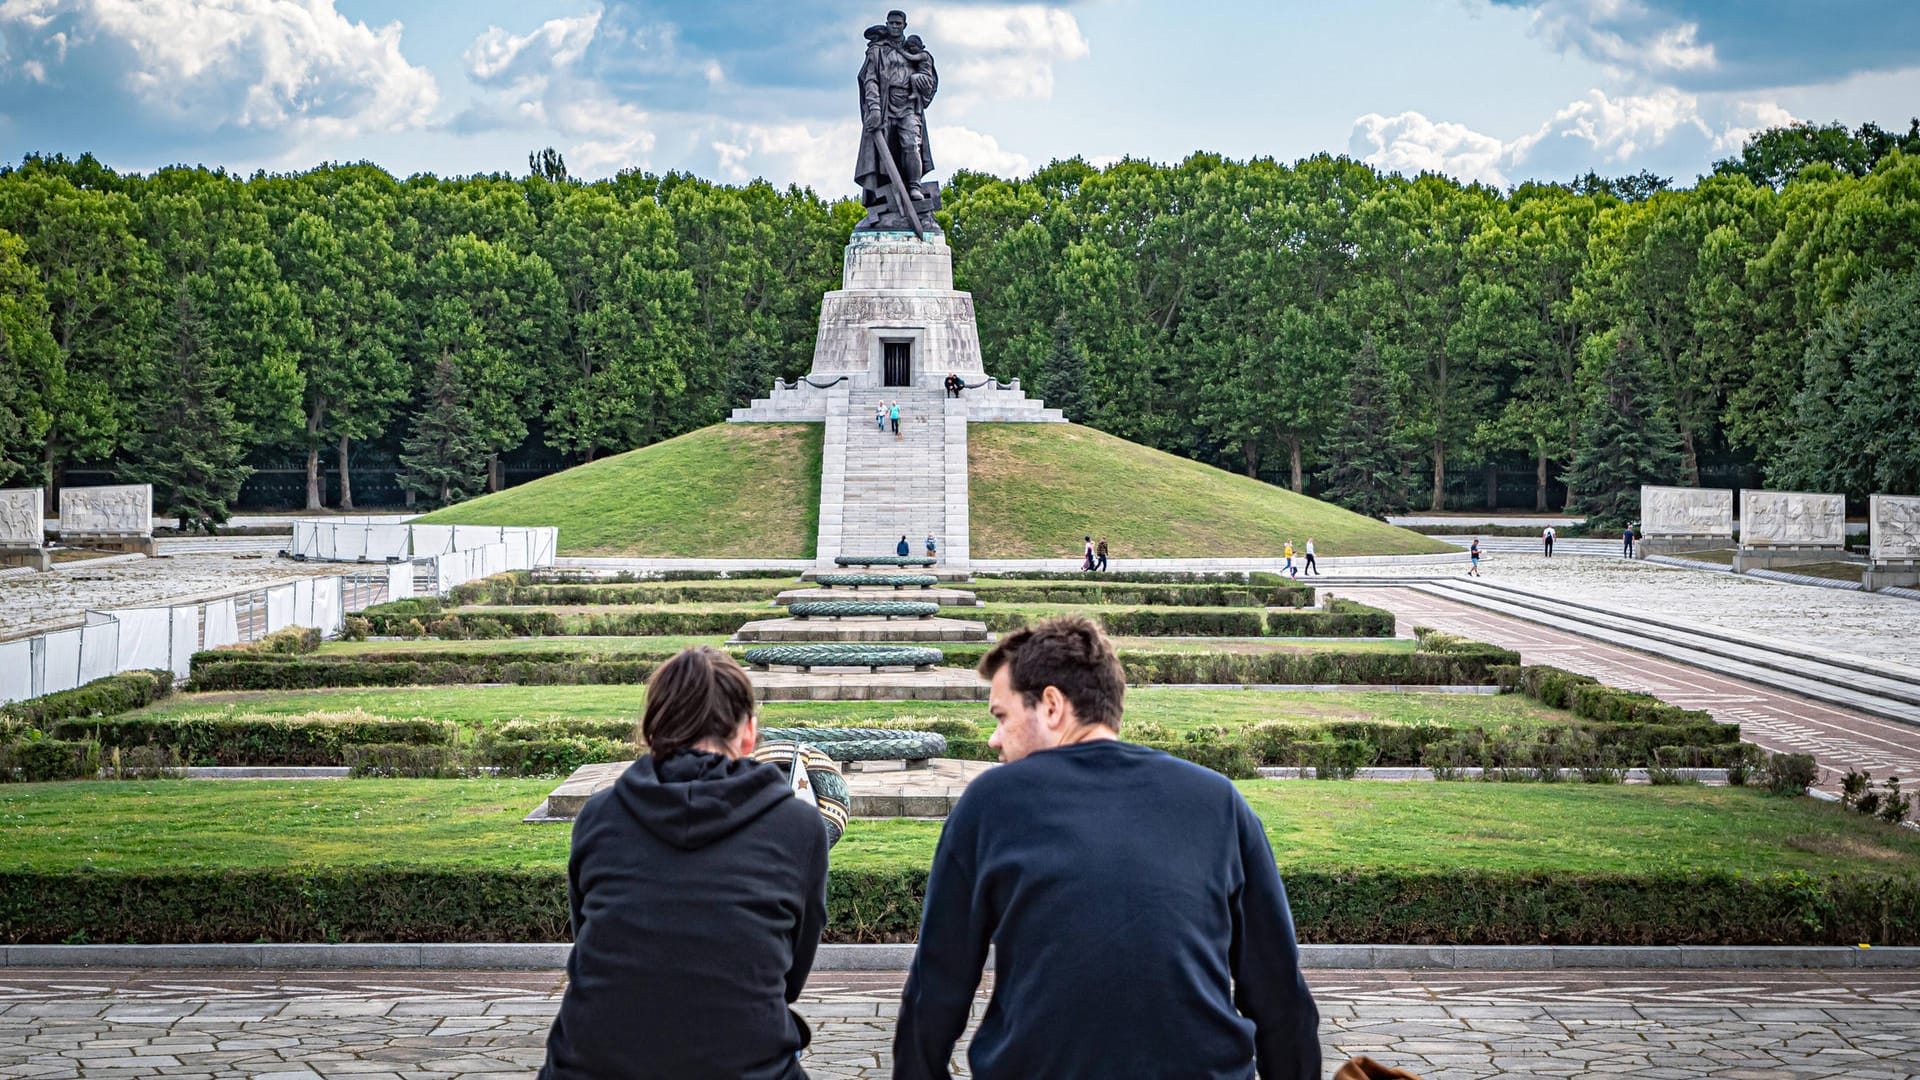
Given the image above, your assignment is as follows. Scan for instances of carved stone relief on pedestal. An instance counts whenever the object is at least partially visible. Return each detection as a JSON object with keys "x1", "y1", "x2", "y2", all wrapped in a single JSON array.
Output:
[
  {"x1": 59, "y1": 484, "x2": 153, "y2": 536},
  {"x1": 0, "y1": 488, "x2": 43, "y2": 547},
  {"x1": 1739, "y1": 490, "x2": 1846, "y2": 547},
  {"x1": 1639, "y1": 485, "x2": 1733, "y2": 537},
  {"x1": 1870, "y1": 494, "x2": 1920, "y2": 562}
]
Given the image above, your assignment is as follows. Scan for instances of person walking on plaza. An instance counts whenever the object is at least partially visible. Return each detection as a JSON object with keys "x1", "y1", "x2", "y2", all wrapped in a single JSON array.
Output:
[
  {"x1": 890, "y1": 400, "x2": 902, "y2": 438},
  {"x1": 1543, "y1": 524, "x2": 1555, "y2": 558},
  {"x1": 1283, "y1": 540, "x2": 1297, "y2": 579},
  {"x1": 1082, "y1": 535, "x2": 1095, "y2": 572},
  {"x1": 1468, "y1": 537, "x2": 1482, "y2": 576},
  {"x1": 1095, "y1": 536, "x2": 1109, "y2": 572},
  {"x1": 1303, "y1": 537, "x2": 1319, "y2": 575},
  {"x1": 538, "y1": 647, "x2": 827, "y2": 1080},
  {"x1": 925, "y1": 533, "x2": 938, "y2": 559},
  {"x1": 898, "y1": 534, "x2": 911, "y2": 557},
  {"x1": 892, "y1": 617, "x2": 1321, "y2": 1080},
  {"x1": 1623, "y1": 524, "x2": 1635, "y2": 559},
  {"x1": 876, "y1": 401, "x2": 887, "y2": 431}
]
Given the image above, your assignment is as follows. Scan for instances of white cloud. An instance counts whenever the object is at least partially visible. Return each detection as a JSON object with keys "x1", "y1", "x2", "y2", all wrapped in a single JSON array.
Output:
[
  {"x1": 1537, "y1": 87, "x2": 1710, "y2": 161},
  {"x1": 1711, "y1": 101, "x2": 1798, "y2": 154},
  {"x1": 930, "y1": 124, "x2": 1031, "y2": 177},
  {"x1": 918, "y1": 5, "x2": 1088, "y2": 103},
  {"x1": 1352, "y1": 88, "x2": 1787, "y2": 186},
  {"x1": 711, "y1": 120, "x2": 853, "y2": 192},
  {"x1": 1350, "y1": 111, "x2": 1520, "y2": 186},
  {"x1": 460, "y1": 11, "x2": 656, "y2": 175},
  {"x1": 0, "y1": 0, "x2": 439, "y2": 137},
  {"x1": 1519, "y1": 0, "x2": 1717, "y2": 78}
]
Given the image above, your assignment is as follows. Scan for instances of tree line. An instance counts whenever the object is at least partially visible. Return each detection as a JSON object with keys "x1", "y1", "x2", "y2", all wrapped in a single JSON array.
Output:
[{"x1": 0, "y1": 120, "x2": 1916, "y2": 531}]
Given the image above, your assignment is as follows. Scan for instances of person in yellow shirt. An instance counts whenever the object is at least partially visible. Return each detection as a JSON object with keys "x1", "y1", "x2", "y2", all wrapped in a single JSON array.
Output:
[{"x1": 1282, "y1": 540, "x2": 1297, "y2": 579}]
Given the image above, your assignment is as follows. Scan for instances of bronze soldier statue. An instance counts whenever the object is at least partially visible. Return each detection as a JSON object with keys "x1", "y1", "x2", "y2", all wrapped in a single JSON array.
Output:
[{"x1": 854, "y1": 9, "x2": 940, "y2": 235}]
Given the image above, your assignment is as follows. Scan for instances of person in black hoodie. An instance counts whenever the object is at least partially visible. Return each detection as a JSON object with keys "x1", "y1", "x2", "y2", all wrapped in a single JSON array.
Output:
[
  {"x1": 893, "y1": 616, "x2": 1320, "y2": 1079},
  {"x1": 540, "y1": 646, "x2": 829, "y2": 1080}
]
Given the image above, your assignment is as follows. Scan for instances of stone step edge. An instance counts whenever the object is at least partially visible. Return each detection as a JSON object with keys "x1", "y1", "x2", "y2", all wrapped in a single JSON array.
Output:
[{"x1": 4, "y1": 943, "x2": 1912, "y2": 971}]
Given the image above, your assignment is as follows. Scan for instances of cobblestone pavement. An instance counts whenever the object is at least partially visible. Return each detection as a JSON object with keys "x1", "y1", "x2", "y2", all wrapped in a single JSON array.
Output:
[
  {"x1": 1331, "y1": 554, "x2": 1920, "y2": 667},
  {"x1": 0, "y1": 554, "x2": 342, "y2": 638},
  {"x1": 1357, "y1": 587, "x2": 1920, "y2": 787},
  {"x1": 1, "y1": 967, "x2": 1915, "y2": 1078}
]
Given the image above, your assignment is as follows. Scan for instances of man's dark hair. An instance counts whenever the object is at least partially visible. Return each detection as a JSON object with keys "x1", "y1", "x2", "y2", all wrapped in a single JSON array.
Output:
[
  {"x1": 888, "y1": 9, "x2": 907, "y2": 21},
  {"x1": 640, "y1": 646, "x2": 756, "y2": 758},
  {"x1": 978, "y1": 615, "x2": 1124, "y2": 730}
]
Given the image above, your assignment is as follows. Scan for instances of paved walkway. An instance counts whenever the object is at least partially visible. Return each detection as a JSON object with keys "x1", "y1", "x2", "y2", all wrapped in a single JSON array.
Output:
[
  {"x1": 2, "y1": 967, "x2": 1914, "y2": 1078},
  {"x1": 1356, "y1": 587, "x2": 1920, "y2": 786}
]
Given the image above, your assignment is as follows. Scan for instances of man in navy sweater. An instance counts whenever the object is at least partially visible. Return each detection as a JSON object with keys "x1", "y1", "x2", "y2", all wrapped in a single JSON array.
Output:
[{"x1": 893, "y1": 616, "x2": 1320, "y2": 1079}]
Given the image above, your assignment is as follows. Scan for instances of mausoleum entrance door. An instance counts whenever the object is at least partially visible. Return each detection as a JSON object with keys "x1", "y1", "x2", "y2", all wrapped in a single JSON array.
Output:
[{"x1": 883, "y1": 341, "x2": 912, "y2": 387}]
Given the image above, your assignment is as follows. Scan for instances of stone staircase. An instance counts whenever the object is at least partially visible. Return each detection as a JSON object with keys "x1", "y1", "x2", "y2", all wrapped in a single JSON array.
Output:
[{"x1": 817, "y1": 388, "x2": 970, "y2": 567}]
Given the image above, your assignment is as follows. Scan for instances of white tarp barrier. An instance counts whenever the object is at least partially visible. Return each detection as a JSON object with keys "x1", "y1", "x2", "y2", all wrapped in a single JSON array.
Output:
[
  {"x1": 505, "y1": 529, "x2": 529, "y2": 569},
  {"x1": 170, "y1": 608, "x2": 198, "y2": 678},
  {"x1": 411, "y1": 525, "x2": 454, "y2": 557},
  {"x1": 532, "y1": 528, "x2": 558, "y2": 567},
  {"x1": 266, "y1": 585, "x2": 294, "y2": 633},
  {"x1": 203, "y1": 599, "x2": 239, "y2": 651},
  {"x1": 311, "y1": 577, "x2": 343, "y2": 634},
  {"x1": 482, "y1": 543, "x2": 506, "y2": 578},
  {"x1": 367, "y1": 523, "x2": 411, "y2": 560},
  {"x1": 104, "y1": 607, "x2": 171, "y2": 672},
  {"x1": 79, "y1": 615, "x2": 118, "y2": 684},
  {"x1": 0, "y1": 639, "x2": 32, "y2": 705},
  {"x1": 42, "y1": 628, "x2": 81, "y2": 695},
  {"x1": 386, "y1": 562, "x2": 414, "y2": 602},
  {"x1": 293, "y1": 579, "x2": 316, "y2": 628}
]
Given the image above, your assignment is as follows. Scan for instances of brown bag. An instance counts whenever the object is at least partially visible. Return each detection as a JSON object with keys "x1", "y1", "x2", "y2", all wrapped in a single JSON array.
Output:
[{"x1": 1332, "y1": 1055, "x2": 1426, "y2": 1080}]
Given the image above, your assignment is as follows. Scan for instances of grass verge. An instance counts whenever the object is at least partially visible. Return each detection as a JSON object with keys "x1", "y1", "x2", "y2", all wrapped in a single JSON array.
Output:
[
  {"x1": 412, "y1": 424, "x2": 822, "y2": 558},
  {"x1": 968, "y1": 424, "x2": 1454, "y2": 558}
]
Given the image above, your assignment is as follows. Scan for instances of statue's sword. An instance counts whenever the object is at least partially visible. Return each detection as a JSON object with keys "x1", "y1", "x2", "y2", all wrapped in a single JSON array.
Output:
[{"x1": 869, "y1": 126, "x2": 926, "y2": 241}]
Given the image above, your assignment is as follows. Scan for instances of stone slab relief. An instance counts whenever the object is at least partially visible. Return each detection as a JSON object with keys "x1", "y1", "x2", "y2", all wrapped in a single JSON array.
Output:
[
  {"x1": 58, "y1": 484, "x2": 153, "y2": 536},
  {"x1": 1739, "y1": 490, "x2": 1846, "y2": 547},
  {"x1": 1639, "y1": 485, "x2": 1733, "y2": 537},
  {"x1": 0, "y1": 488, "x2": 43, "y2": 546},
  {"x1": 1871, "y1": 494, "x2": 1920, "y2": 562}
]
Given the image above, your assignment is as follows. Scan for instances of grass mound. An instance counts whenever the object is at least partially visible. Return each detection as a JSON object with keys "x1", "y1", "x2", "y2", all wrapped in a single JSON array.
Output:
[
  {"x1": 969, "y1": 424, "x2": 1453, "y2": 558},
  {"x1": 414, "y1": 424, "x2": 822, "y2": 557}
]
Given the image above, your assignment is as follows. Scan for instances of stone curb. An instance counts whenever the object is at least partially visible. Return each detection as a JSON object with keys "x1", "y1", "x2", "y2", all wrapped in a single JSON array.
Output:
[{"x1": 4, "y1": 943, "x2": 1914, "y2": 970}]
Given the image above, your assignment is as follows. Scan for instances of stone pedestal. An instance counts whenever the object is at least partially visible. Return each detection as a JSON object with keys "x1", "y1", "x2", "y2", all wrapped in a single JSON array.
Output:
[
  {"x1": 1640, "y1": 536, "x2": 1732, "y2": 557},
  {"x1": 57, "y1": 484, "x2": 153, "y2": 555},
  {"x1": 0, "y1": 546, "x2": 50, "y2": 570},
  {"x1": 1732, "y1": 547, "x2": 1856, "y2": 571},
  {"x1": 1863, "y1": 563, "x2": 1920, "y2": 591}
]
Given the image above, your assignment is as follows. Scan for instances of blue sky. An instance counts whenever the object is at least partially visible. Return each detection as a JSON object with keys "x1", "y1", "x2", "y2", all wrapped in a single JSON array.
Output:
[{"x1": 1, "y1": 0, "x2": 1915, "y2": 193}]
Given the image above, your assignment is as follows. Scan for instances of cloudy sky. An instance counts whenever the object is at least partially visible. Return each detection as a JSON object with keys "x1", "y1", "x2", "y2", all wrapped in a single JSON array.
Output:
[{"x1": 1, "y1": 0, "x2": 1914, "y2": 193}]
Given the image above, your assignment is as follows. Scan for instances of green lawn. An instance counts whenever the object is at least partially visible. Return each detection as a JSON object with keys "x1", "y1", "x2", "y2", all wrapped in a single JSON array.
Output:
[
  {"x1": 4, "y1": 779, "x2": 1914, "y2": 878},
  {"x1": 413, "y1": 424, "x2": 823, "y2": 557},
  {"x1": 311, "y1": 635, "x2": 1413, "y2": 659},
  {"x1": 969, "y1": 424, "x2": 1453, "y2": 558},
  {"x1": 130, "y1": 685, "x2": 1575, "y2": 736}
]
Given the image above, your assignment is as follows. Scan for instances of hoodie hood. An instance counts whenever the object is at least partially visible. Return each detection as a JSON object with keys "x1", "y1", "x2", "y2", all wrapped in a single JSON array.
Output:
[{"x1": 614, "y1": 750, "x2": 797, "y2": 851}]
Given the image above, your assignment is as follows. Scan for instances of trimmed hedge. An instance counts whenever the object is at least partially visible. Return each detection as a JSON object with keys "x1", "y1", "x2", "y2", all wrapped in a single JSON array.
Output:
[
  {"x1": 1266, "y1": 598, "x2": 1394, "y2": 637},
  {"x1": 1494, "y1": 663, "x2": 1715, "y2": 727},
  {"x1": 977, "y1": 570, "x2": 1308, "y2": 588},
  {"x1": 189, "y1": 657, "x2": 663, "y2": 691},
  {"x1": 360, "y1": 609, "x2": 753, "y2": 639},
  {"x1": 970, "y1": 581, "x2": 1312, "y2": 608},
  {"x1": 0, "y1": 738, "x2": 101, "y2": 782},
  {"x1": 0, "y1": 670, "x2": 175, "y2": 728},
  {"x1": 451, "y1": 579, "x2": 795, "y2": 606},
  {"x1": 1118, "y1": 648, "x2": 1517, "y2": 686},
  {"x1": 987, "y1": 607, "x2": 1266, "y2": 637},
  {"x1": 1, "y1": 865, "x2": 1913, "y2": 945},
  {"x1": 46, "y1": 714, "x2": 457, "y2": 766}
]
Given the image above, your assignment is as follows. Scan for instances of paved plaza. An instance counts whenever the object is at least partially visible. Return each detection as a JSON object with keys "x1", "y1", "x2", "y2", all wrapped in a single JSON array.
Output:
[
  {"x1": 1, "y1": 967, "x2": 1915, "y2": 1078},
  {"x1": 1358, "y1": 586, "x2": 1920, "y2": 788}
]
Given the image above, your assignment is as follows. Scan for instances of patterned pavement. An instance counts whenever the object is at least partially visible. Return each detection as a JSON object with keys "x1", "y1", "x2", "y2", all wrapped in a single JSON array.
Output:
[
  {"x1": 1, "y1": 967, "x2": 1916, "y2": 1078},
  {"x1": 1355, "y1": 587, "x2": 1920, "y2": 788}
]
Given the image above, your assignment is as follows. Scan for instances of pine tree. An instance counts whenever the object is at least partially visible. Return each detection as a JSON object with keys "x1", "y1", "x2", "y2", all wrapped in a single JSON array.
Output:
[
  {"x1": 1034, "y1": 311, "x2": 1091, "y2": 421},
  {"x1": 400, "y1": 352, "x2": 489, "y2": 507},
  {"x1": 121, "y1": 285, "x2": 253, "y2": 533},
  {"x1": 1314, "y1": 337, "x2": 1414, "y2": 518},
  {"x1": 1562, "y1": 330, "x2": 1683, "y2": 529}
]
